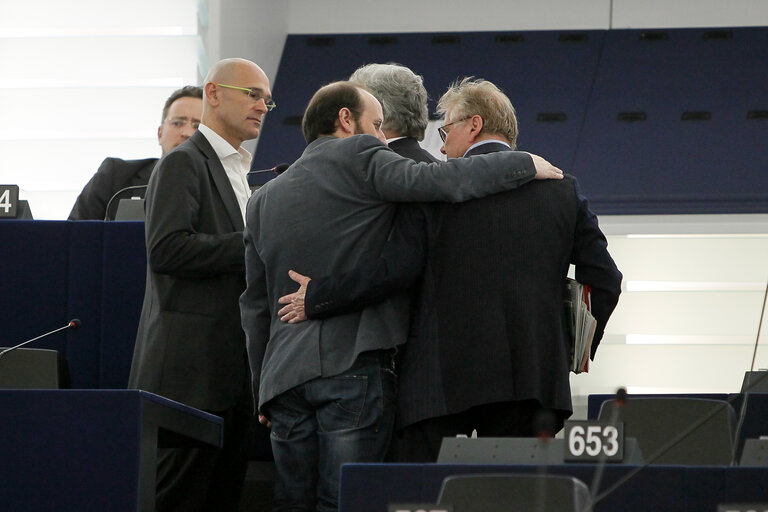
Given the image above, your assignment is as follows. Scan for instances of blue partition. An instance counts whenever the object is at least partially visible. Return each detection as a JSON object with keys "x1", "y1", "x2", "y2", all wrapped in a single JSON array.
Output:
[
  {"x1": 67, "y1": 221, "x2": 105, "y2": 388},
  {"x1": 0, "y1": 390, "x2": 222, "y2": 512},
  {"x1": 254, "y1": 30, "x2": 605, "y2": 178},
  {"x1": 254, "y1": 27, "x2": 768, "y2": 214},
  {"x1": 100, "y1": 221, "x2": 146, "y2": 388},
  {"x1": 1, "y1": 221, "x2": 71, "y2": 360},
  {"x1": 0, "y1": 220, "x2": 146, "y2": 390},
  {"x1": 573, "y1": 27, "x2": 768, "y2": 213}
]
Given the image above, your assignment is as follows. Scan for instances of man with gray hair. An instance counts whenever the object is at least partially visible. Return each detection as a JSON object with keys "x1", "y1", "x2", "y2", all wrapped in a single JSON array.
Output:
[{"x1": 350, "y1": 62, "x2": 439, "y2": 164}]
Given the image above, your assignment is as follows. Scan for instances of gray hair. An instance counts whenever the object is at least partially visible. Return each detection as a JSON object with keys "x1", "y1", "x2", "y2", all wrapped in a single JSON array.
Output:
[{"x1": 349, "y1": 63, "x2": 429, "y2": 140}]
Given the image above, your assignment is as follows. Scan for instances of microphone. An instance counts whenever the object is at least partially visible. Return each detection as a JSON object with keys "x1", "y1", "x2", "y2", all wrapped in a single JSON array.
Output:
[
  {"x1": 592, "y1": 274, "x2": 768, "y2": 503},
  {"x1": 103, "y1": 185, "x2": 148, "y2": 221},
  {"x1": 247, "y1": 162, "x2": 290, "y2": 177},
  {"x1": 0, "y1": 319, "x2": 81, "y2": 360},
  {"x1": 592, "y1": 388, "x2": 735, "y2": 507},
  {"x1": 589, "y1": 388, "x2": 627, "y2": 504}
]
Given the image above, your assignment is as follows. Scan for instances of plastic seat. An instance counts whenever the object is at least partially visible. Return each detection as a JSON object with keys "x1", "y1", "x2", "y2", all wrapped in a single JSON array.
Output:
[{"x1": 437, "y1": 473, "x2": 592, "y2": 512}]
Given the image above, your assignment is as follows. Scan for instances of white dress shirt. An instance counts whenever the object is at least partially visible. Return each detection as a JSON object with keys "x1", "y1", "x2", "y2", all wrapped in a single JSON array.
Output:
[{"x1": 197, "y1": 124, "x2": 252, "y2": 223}]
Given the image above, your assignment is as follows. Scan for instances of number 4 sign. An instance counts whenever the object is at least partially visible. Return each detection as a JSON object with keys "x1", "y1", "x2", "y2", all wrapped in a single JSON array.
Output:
[
  {"x1": 0, "y1": 185, "x2": 20, "y2": 218},
  {"x1": 564, "y1": 421, "x2": 625, "y2": 462}
]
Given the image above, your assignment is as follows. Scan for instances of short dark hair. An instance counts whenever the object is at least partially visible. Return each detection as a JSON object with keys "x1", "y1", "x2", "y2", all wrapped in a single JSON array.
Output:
[
  {"x1": 301, "y1": 81, "x2": 364, "y2": 143},
  {"x1": 160, "y1": 85, "x2": 203, "y2": 124}
]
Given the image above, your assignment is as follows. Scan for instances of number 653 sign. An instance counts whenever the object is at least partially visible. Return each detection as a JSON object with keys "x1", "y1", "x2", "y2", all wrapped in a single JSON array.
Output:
[{"x1": 563, "y1": 421, "x2": 624, "y2": 462}]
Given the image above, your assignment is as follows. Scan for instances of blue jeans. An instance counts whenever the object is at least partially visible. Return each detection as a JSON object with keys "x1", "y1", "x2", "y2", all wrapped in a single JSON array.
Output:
[{"x1": 265, "y1": 350, "x2": 397, "y2": 512}]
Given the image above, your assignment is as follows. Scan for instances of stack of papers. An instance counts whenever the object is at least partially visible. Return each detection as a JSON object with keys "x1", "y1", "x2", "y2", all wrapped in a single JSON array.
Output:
[{"x1": 565, "y1": 278, "x2": 597, "y2": 374}]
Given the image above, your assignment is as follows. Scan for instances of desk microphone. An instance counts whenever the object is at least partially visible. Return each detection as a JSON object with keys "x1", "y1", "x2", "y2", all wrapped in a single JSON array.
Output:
[
  {"x1": 588, "y1": 388, "x2": 626, "y2": 508},
  {"x1": 593, "y1": 274, "x2": 768, "y2": 504},
  {"x1": 593, "y1": 389, "x2": 737, "y2": 507},
  {"x1": 104, "y1": 185, "x2": 148, "y2": 221},
  {"x1": 533, "y1": 409, "x2": 558, "y2": 512},
  {"x1": 0, "y1": 319, "x2": 81, "y2": 360},
  {"x1": 731, "y1": 277, "x2": 768, "y2": 464}
]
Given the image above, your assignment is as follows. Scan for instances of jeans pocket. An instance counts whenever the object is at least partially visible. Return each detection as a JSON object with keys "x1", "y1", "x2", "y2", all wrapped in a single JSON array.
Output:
[{"x1": 318, "y1": 375, "x2": 369, "y2": 431}]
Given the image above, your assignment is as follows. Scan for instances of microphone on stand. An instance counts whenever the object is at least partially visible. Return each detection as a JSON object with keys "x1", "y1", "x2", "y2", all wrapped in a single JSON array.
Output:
[
  {"x1": 0, "y1": 319, "x2": 81, "y2": 361},
  {"x1": 247, "y1": 162, "x2": 290, "y2": 177},
  {"x1": 589, "y1": 387, "x2": 627, "y2": 507},
  {"x1": 103, "y1": 185, "x2": 148, "y2": 221},
  {"x1": 247, "y1": 163, "x2": 291, "y2": 188}
]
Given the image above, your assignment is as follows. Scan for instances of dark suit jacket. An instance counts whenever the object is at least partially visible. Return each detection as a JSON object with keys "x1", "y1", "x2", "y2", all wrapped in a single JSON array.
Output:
[
  {"x1": 240, "y1": 135, "x2": 539, "y2": 411},
  {"x1": 128, "y1": 130, "x2": 249, "y2": 412},
  {"x1": 388, "y1": 137, "x2": 440, "y2": 164},
  {"x1": 68, "y1": 157, "x2": 156, "y2": 220},
  {"x1": 305, "y1": 142, "x2": 622, "y2": 428}
]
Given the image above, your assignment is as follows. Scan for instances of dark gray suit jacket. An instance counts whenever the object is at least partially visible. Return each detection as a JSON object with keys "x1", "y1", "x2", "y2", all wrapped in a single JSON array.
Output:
[
  {"x1": 240, "y1": 134, "x2": 538, "y2": 411},
  {"x1": 129, "y1": 130, "x2": 249, "y2": 412},
  {"x1": 68, "y1": 157, "x2": 156, "y2": 220}
]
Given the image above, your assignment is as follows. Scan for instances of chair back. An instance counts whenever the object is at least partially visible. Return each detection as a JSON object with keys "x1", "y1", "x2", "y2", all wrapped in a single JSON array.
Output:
[
  {"x1": 598, "y1": 397, "x2": 735, "y2": 465},
  {"x1": 437, "y1": 473, "x2": 592, "y2": 512},
  {"x1": 0, "y1": 348, "x2": 59, "y2": 389}
]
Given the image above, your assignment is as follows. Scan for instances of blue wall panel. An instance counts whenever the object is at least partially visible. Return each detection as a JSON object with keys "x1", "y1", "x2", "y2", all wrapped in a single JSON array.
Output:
[{"x1": 254, "y1": 27, "x2": 768, "y2": 214}]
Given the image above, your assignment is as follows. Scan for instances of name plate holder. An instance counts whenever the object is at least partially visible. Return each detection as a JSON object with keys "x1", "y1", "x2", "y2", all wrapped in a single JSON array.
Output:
[
  {"x1": 0, "y1": 185, "x2": 20, "y2": 218},
  {"x1": 564, "y1": 420, "x2": 625, "y2": 463}
]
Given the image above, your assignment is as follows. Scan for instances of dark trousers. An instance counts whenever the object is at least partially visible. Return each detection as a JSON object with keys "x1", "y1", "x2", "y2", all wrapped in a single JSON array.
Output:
[
  {"x1": 389, "y1": 400, "x2": 565, "y2": 463},
  {"x1": 156, "y1": 389, "x2": 255, "y2": 512}
]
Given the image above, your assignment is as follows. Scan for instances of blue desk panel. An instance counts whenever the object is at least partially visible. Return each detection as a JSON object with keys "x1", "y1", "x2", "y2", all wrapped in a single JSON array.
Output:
[
  {"x1": 0, "y1": 390, "x2": 222, "y2": 512},
  {"x1": 339, "y1": 463, "x2": 768, "y2": 512}
]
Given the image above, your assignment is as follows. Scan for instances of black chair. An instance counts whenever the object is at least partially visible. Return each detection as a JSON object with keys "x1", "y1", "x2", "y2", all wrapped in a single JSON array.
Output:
[
  {"x1": 0, "y1": 347, "x2": 59, "y2": 389},
  {"x1": 437, "y1": 473, "x2": 592, "y2": 512},
  {"x1": 598, "y1": 397, "x2": 736, "y2": 465}
]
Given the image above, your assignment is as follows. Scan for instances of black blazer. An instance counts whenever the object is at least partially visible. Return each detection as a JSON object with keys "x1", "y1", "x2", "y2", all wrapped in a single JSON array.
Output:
[
  {"x1": 305, "y1": 142, "x2": 622, "y2": 428},
  {"x1": 68, "y1": 157, "x2": 157, "y2": 220},
  {"x1": 128, "y1": 130, "x2": 249, "y2": 411},
  {"x1": 388, "y1": 137, "x2": 440, "y2": 164}
]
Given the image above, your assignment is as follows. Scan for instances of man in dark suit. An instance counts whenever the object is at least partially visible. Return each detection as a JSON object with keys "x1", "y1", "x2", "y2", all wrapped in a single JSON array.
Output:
[
  {"x1": 278, "y1": 78, "x2": 623, "y2": 462},
  {"x1": 129, "y1": 58, "x2": 273, "y2": 511},
  {"x1": 240, "y1": 81, "x2": 563, "y2": 511},
  {"x1": 68, "y1": 85, "x2": 203, "y2": 220}
]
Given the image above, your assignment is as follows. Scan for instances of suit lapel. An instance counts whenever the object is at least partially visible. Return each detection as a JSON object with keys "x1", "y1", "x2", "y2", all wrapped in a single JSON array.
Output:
[{"x1": 190, "y1": 131, "x2": 245, "y2": 231}]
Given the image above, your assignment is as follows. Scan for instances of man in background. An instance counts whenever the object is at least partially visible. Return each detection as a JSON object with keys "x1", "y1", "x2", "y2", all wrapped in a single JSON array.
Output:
[
  {"x1": 68, "y1": 85, "x2": 203, "y2": 220},
  {"x1": 350, "y1": 62, "x2": 438, "y2": 164},
  {"x1": 129, "y1": 59, "x2": 273, "y2": 511},
  {"x1": 279, "y1": 78, "x2": 623, "y2": 462},
  {"x1": 240, "y1": 80, "x2": 561, "y2": 511}
]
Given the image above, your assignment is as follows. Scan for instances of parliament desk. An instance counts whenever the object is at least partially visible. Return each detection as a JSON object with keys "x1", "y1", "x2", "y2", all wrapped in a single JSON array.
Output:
[
  {"x1": 339, "y1": 462, "x2": 768, "y2": 512},
  {"x1": 0, "y1": 390, "x2": 223, "y2": 512}
]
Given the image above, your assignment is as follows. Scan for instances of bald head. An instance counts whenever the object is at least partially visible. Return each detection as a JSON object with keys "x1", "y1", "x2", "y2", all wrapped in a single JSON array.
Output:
[{"x1": 201, "y1": 58, "x2": 272, "y2": 149}]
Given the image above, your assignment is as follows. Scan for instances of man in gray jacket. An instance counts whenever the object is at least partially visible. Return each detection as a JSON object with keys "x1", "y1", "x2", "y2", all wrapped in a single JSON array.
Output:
[{"x1": 239, "y1": 80, "x2": 561, "y2": 512}]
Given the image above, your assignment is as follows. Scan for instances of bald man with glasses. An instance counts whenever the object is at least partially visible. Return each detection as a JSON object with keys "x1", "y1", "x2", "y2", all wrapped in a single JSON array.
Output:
[{"x1": 129, "y1": 58, "x2": 274, "y2": 511}]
